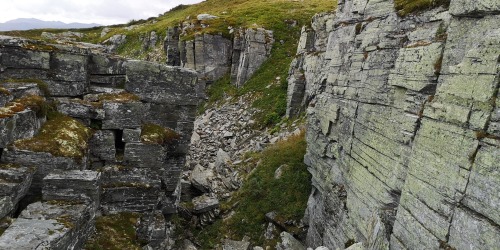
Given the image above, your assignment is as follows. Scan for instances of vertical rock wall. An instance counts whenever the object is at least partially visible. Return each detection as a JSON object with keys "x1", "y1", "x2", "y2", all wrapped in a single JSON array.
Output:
[
  {"x1": 166, "y1": 27, "x2": 274, "y2": 87},
  {"x1": 286, "y1": 0, "x2": 500, "y2": 249}
]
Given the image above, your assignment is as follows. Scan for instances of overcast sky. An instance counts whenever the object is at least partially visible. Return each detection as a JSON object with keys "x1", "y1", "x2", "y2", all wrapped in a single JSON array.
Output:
[{"x1": 1, "y1": 0, "x2": 204, "y2": 25}]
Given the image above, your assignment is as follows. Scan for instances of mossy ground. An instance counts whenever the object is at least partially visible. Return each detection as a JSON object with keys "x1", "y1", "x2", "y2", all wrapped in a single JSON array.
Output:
[
  {"x1": 84, "y1": 212, "x2": 142, "y2": 250},
  {"x1": 394, "y1": 0, "x2": 451, "y2": 16},
  {"x1": 13, "y1": 113, "x2": 93, "y2": 159},
  {"x1": 141, "y1": 123, "x2": 180, "y2": 145},
  {"x1": 175, "y1": 132, "x2": 311, "y2": 248}
]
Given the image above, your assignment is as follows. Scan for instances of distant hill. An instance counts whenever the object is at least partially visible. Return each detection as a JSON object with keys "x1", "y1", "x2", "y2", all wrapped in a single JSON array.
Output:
[{"x1": 0, "y1": 18, "x2": 101, "y2": 31}]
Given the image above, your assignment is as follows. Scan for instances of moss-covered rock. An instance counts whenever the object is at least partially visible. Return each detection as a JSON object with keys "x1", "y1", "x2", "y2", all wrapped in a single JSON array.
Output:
[{"x1": 13, "y1": 113, "x2": 93, "y2": 159}]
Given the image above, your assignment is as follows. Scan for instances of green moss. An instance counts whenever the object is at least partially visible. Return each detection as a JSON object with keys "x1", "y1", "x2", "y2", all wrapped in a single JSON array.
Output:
[
  {"x1": 0, "y1": 87, "x2": 10, "y2": 96},
  {"x1": 186, "y1": 132, "x2": 311, "y2": 248},
  {"x1": 394, "y1": 0, "x2": 451, "y2": 16},
  {"x1": 13, "y1": 113, "x2": 93, "y2": 159},
  {"x1": 141, "y1": 123, "x2": 180, "y2": 145},
  {"x1": 56, "y1": 214, "x2": 75, "y2": 229},
  {"x1": 85, "y1": 212, "x2": 142, "y2": 250},
  {"x1": 98, "y1": 92, "x2": 141, "y2": 103},
  {"x1": 0, "y1": 163, "x2": 20, "y2": 169}
]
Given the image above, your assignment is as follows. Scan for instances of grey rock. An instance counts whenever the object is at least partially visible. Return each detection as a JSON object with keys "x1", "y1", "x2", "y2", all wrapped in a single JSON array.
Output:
[
  {"x1": 101, "y1": 27, "x2": 110, "y2": 37},
  {"x1": 123, "y1": 128, "x2": 142, "y2": 143},
  {"x1": 286, "y1": 0, "x2": 500, "y2": 249},
  {"x1": 124, "y1": 143, "x2": 167, "y2": 169},
  {"x1": 450, "y1": 0, "x2": 500, "y2": 16},
  {"x1": 136, "y1": 211, "x2": 167, "y2": 246},
  {"x1": 223, "y1": 239, "x2": 250, "y2": 250},
  {"x1": 0, "y1": 201, "x2": 94, "y2": 250},
  {"x1": 42, "y1": 170, "x2": 101, "y2": 207},
  {"x1": 0, "y1": 196, "x2": 13, "y2": 219},
  {"x1": 345, "y1": 243, "x2": 364, "y2": 250},
  {"x1": 0, "y1": 165, "x2": 35, "y2": 217},
  {"x1": 192, "y1": 194, "x2": 219, "y2": 214},
  {"x1": 100, "y1": 167, "x2": 162, "y2": 214},
  {"x1": 276, "y1": 232, "x2": 306, "y2": 250},
  {"x1": 102, "y1": 102, "x2": 148, "y2": 129},
  {"x1": 124, "y1": 60, "x2": 201, "y2": 105},
  {"x1": 191, "y1": 164, "x2": 214, "y2": 193},
  {"x1": 197, "y1": 14, "x2": 219, "y2": 20},
  {"x1": 89, "y1": 130, "x2": 116, "y2": 162},
  {"x1": 215, "y1": 148, "x2": 231, "y2": 168},
  {"x1": 103, "y1": 34, "x2": 126, "y2": 52},
  {"x1": 231, "y1": 28, "x2": 274, "y2": 87}
]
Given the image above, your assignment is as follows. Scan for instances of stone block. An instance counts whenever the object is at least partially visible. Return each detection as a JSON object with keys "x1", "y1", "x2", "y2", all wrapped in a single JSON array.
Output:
[
  {"x1": 102, "y1": 102, "x2": 149, "y2": 129},
  {"x1": 100, "y1": 167, "x2": 162, "y2": 214},
  {"x1": 123, "y1": 128, "x2": 141, "y2": 143},
  {"x1": 42, "y1": 170, "x2": 101, "y2": 206},
  {"x1": 89, "y1": 130, "x2": 116, "y2": 162},
  {"x1": 124, "y1": 143, "x2": 166, "y2": 169},
  {"x1": 124, "y1": 61, "x2": 201, "y2": 105}
]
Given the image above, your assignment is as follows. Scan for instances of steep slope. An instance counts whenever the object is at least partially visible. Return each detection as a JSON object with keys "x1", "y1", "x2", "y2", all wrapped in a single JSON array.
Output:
[{"x1": 286, "y1": 0, "x2": 500, "y2": 249}]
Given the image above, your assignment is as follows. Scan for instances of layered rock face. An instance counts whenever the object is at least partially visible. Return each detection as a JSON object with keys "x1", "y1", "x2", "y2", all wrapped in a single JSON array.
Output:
[
  {"x1": 0, "y1": 36, "x2": 201, "y2": 247},
  {"x1": 165, "y1": 25, "x2": 274, "y2": 86},
  {"x1": 287, "y1": 0, "x2": 500, "y2": 249}
]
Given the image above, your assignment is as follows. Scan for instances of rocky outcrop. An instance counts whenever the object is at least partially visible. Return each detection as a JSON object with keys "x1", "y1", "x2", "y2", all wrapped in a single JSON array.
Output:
[
  {"x1": 231, "y1": 28, "x2": 274, "y2": 87},
  {"x1": 286, "y1": 0, "x2": 499, "y2": 249},
  {"x1": 0, "y1": 36, "x2": 202, "y2": 246},
  {"x1": 165, "y1": 25, "x2": 274, "y2": 86}
]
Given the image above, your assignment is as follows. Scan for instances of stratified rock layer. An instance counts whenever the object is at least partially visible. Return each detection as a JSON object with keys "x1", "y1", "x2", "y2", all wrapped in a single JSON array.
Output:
[
  {"x1": 286, "y1": 0, "x2": 500, "y2": 249},
  {"x1": 0, "y1": 35, "x2": 202, "y2": 247}
]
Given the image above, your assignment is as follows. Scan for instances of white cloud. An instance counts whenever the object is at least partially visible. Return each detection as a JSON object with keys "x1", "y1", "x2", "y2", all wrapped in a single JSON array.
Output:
[{"x1": 1, "y1": 0, "x2": 204, "y2": 25}]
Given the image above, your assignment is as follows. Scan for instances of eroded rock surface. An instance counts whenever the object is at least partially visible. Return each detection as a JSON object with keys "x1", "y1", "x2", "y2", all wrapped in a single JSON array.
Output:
[{"x1": 286, "y1": 0, "x2": 500, "y2": 249}]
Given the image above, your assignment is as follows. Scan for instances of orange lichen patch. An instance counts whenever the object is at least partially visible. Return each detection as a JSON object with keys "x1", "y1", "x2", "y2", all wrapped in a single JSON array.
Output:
[
  {"x1": 13, "y1": 113, "x2": 93, "y2": 159},
  {"x1": 0, "y1": 95, "x2": 47, "y2": 119},
  {"x1": 141, "y1": 123, "x2": 180, "y2": 145}
]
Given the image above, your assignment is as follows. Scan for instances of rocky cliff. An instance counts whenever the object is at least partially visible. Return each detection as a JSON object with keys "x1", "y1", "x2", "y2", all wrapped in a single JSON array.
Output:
[
  {"x1": 164, "y1": 22, "x2": 274, "y2": 87},
  {"x1": 0, "y1": 35, "x2": 202, "y2": 249},
  {"x1": 287, "y1": 0, "x2": 500, "y2": 249}
]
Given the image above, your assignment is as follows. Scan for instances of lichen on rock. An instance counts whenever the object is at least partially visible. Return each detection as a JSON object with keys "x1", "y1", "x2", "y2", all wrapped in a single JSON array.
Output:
[
  {"x1": 140, "y1": 123, "x2": 180, "y2": 145},
  {"x1": 13, "y1": 113, "x2": 93, "y2": 159}
]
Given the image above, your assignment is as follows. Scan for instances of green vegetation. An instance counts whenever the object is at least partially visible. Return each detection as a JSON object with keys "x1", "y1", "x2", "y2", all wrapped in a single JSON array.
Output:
[
  {"x1": 176, "y1": 132, "x2": 311, "y2": 248},
  {"x1": 13, "y1": 113, "x2": 93, "y2": 159},
  {"x1": 141, "y1": 123, "x2": 180, "y2": 145},
  {"x1": 85, "y1": 212, "x2": 142, "y2": 250},
  {"x1": 394, "y1": 0, "x2": 451, "y2": 16}
]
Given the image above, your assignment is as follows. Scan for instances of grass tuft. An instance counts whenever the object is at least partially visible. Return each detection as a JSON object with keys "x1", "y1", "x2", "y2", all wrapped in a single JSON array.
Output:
[
  {"x1": 85, "y1": 213, "x2": 142, "y2": 250},
  {"x1": 394, "y1": 0, "x2": 451, "y2": 16}
]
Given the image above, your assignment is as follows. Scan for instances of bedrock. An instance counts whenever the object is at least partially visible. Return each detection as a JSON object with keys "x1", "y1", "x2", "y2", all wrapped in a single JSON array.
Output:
[{"x1": 286, "y1": 0, "x2": 500, "y2": 249}]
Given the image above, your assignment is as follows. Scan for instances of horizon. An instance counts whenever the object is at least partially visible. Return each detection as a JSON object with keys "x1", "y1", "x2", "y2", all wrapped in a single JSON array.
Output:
[{"x1": 1, "y1": 0, "x2": 204, "y2": 26}]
